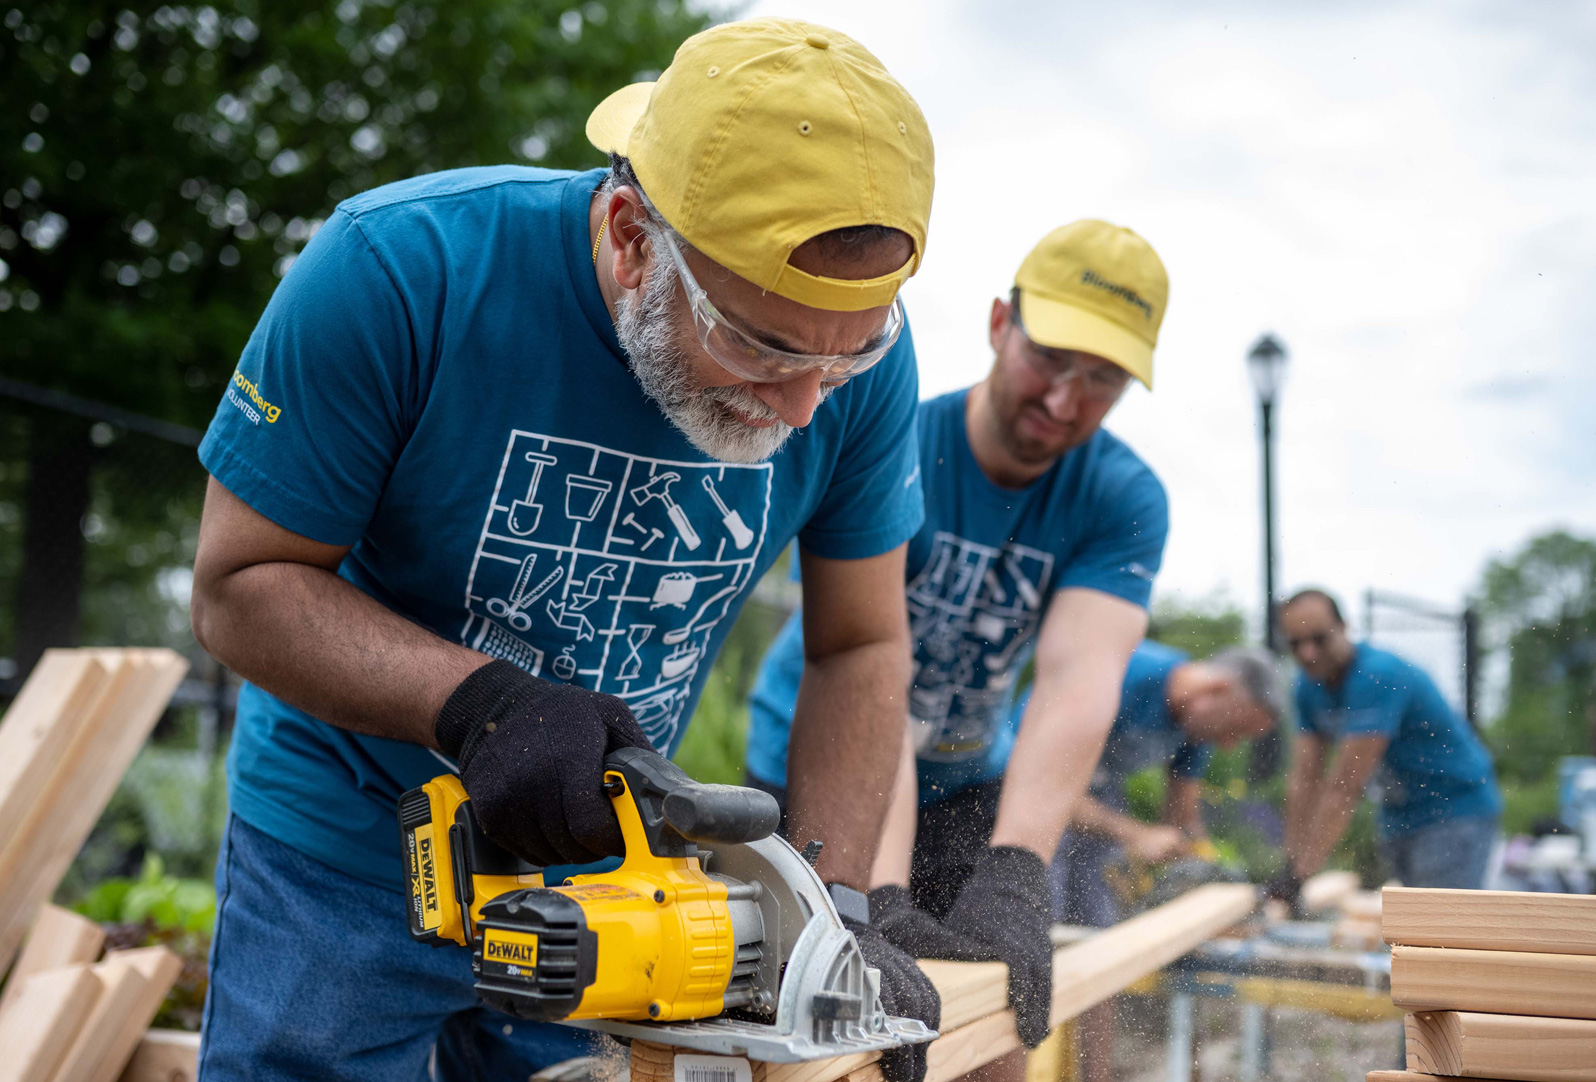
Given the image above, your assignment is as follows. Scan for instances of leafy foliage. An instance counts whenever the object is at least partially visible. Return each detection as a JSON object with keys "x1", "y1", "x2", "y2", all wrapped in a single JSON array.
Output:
[
  {"x1": 1477, "y1": 530, "x2": 1596, "y2": 783},
  {"x1": 73, "y1": 853, "x2": 214, "y2": 1030},
  {"x1": 76, "y1": 852, "x2": 216, "y2": 933},
  {"x1": 2, "y1": 0, "x2": 710, "y2": 416}
]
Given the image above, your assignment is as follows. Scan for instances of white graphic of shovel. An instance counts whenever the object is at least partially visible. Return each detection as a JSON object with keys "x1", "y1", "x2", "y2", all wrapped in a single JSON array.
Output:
[
  {"x1": 702, "y1": 476, "x2": 754, "y2": 549},
  {"x1": 508, "y1": 452, "x2": 559, "y2": 536}
]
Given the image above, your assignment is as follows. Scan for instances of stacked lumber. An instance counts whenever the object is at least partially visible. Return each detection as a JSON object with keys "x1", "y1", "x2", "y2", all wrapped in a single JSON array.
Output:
[
  {"x1": 630, "y1": 882, "x2": 1258, "y2": 1082},
  {"x1": 0, "y1": 648, "x2": 190, "y2": 1082},
  {"x1": 1369, "y1": 887, "x2": 1596, "y2": 1082}
]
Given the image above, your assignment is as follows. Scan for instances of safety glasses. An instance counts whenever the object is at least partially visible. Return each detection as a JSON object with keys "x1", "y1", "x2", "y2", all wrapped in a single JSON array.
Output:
[
  {"x1": 651, "y1": 224, "x2": 904, "y2": 386},
  {"x1": 1008, "y1": 306, "x2": 1133, "y2": 404}
]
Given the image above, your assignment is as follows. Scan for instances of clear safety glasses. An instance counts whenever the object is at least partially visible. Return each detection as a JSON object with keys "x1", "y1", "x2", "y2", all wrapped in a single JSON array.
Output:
[
  {"x1": 653, "y1": 226, "x2": 904, "y2": 386},
  {"x1": 1009, "y1": 307, "x2": 1133, "y2": 404}
]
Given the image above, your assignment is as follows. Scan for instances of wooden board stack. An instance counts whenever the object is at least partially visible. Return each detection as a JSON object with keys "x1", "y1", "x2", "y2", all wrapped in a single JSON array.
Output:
[
  {"x1": 0, "y1": 648, "x2": 192, "y2": 1082},
  {"x1": 1367, "y1": 886, "x2": 1596, "y2": 1082},
  {"x1": 629, "y1": 883, "x2": 1259, "y2": 1082}
]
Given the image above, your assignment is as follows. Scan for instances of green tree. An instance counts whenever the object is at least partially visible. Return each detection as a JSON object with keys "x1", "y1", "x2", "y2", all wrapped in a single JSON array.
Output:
[
  {"x1": 1478, "y1": 530, "x2": 1596, "y2": 786},
  {"x1": 1, "y1": 0, "x2": 711, "y2": 672}
]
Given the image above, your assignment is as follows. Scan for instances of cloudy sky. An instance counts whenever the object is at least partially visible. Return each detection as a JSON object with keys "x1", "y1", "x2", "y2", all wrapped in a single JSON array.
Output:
[{"x1": 742, "y1": 0, "x2": 1596, "y2": 636}]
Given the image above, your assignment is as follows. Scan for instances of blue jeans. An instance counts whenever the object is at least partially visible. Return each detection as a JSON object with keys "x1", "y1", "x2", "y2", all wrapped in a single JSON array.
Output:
[
  {"x1": 1380, "y1": 814, "x2": 1499, "y2": 889},
  {"x1": 199, "y1": 816, "x2": 605, "y2": 1081}
]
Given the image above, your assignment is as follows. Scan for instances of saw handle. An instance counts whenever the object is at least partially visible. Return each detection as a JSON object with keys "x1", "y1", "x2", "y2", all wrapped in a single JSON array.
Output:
[{"x1": 604, "y1": 747, "x2": 780, "y2": 858}]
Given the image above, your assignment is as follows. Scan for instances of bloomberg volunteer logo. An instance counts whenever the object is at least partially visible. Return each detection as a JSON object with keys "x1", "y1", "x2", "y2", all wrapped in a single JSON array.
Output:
[{"x1": 225, "y1": 368, "x2": 283, "y2": 426}]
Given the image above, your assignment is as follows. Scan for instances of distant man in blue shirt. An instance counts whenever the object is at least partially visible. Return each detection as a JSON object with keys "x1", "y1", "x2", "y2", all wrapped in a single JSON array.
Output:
[
  {"x1": 187, "y1": 20, "x2": 942, "y2": 1082},
  {"x1": 1045, "y1": 642, "x2": 1284, "y2": 922},
  {"x1": 1275, "y1": 589, "x2": 1501, "y2": 898},
  {"x1": 1036, "y1": 641, "x2": 1283, "y2": 1082},
  {"x1": 746, "y1": 219, "x2": 1171, "y2": 1072}
]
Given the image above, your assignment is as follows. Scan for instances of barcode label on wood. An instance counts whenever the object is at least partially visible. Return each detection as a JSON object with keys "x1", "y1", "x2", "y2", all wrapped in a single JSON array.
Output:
[{"x1": 674, "y1": 1054, "x2": 753, "y2": 1082}]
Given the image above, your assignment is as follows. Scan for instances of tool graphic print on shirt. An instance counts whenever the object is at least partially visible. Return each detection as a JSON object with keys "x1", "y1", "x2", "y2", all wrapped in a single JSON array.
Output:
[
  {"x1": 907, "y1": 531, "x2": 1054, "y2": 761},
  {"x1": 464, "y1": 431, "x2": 771, "y2": 750}
]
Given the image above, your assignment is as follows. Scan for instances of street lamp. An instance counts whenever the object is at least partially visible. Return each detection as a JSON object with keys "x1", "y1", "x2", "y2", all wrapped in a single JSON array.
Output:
[{"x1": 1248, "y1": 333, "x2": 1288, "y2": 653}]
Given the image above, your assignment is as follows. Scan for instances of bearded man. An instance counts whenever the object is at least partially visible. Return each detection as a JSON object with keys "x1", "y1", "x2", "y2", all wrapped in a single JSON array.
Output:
[{"x1": 188, "y1": 19, "x2": 939, "y2": 1082}]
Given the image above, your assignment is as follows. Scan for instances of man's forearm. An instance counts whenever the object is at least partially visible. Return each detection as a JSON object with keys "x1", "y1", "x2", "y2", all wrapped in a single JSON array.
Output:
[
  {"x1": 786, "y1": 639, "x2": 910, "y2": 889},
  {"x1": 1071, "y1": 794, "x2": 1143, "y2": 844},
  {"x1": 194, "y1": 560, "x2": 488, "y2": 745},
  {"x1": 1281, "y1": 765, "x2": 1316, "y2": 867},
  {"x1": 1294, "y1": 786, "x2": 1361, "y2": 877}
]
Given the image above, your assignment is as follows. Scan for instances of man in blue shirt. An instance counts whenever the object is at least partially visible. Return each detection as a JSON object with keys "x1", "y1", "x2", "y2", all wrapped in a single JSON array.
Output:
[
  {"x1": 1275, "y1": 589, "x2": 1501, "y2": 897},
  {"x1": 1046, "y1": 642, "x2": 1284, "y2": 922},
  {"x1": 746, "y1": 219, "x2": 1171, "y2": 1073},
  {"x1": 187, "y1": 20, "x2": 941, "y2": 1082},
  {"x1": 1035, "y1": 641, "x2": 1282, "y2": 1082}
]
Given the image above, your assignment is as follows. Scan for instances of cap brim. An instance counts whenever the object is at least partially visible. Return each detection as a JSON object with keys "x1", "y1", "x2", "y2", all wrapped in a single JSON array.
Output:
[
  {"x1": 1017, "y1": 291, "x2": 1154, "y2": 389},
  {"x1": 586, "y1": 82, "x2": 655, "y2": 156}
]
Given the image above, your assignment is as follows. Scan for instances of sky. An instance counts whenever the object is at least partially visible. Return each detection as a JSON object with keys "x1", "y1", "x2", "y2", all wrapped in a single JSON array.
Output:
[{"x1": 739, "y1": 0, "x2": 1596, "y2": 637}]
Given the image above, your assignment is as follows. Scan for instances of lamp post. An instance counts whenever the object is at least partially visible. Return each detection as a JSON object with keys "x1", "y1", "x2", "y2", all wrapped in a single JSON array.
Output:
[{"x1": 1248, "y1": 333, "x2": 1288, "y2": 653}]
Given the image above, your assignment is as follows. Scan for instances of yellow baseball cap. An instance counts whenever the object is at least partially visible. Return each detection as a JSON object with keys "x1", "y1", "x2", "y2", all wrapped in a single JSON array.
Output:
[
  {"x1": 1014, "y1": 220, "x2": 1169, "y2": 389},
  {"x1": 586, "y1": 18, "x2": 934, "y2": 313}
]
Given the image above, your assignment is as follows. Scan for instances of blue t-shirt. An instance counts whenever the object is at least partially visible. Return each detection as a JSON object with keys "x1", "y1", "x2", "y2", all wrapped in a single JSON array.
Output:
[
  {"x1": 199, "y1": 166, "x2": 924, "y2": 890},
  {"x1": 745, "y1": 387, "x2": 1168, "y2": 802},
  {"x1": 1005, "y1": 642, "x2": 1208, "y2": 807},
  {"x1": 1294, "y1": 643, "x2": 1501, "y2": 836}
]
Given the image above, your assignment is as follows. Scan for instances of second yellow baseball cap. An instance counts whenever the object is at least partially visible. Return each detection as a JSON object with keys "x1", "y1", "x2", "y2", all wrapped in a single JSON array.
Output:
[
  {"x1": 1014, "y1": 220, "x2": 1169, "y2": 389},
  {"x1": 586, "y1": 18, "x2": 934, "y2": 313}
]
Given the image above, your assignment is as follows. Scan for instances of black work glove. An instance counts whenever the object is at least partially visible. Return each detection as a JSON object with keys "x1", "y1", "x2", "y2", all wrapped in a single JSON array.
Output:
[
  {"x1": 869, "y1": 884, "x2": 994, "y2": 962},
  {"x1": 435, "y1": 660, "x2": 652, "y2": 866},
  {"x1": 942, "y1": 846, "x2": 1054, "y2": 1048},
  {"x1": 1263, "y1": 869, "x2": 1304, "y2": 916},
  {"x1": 840, "y1": 905, "x2": 940, "y2": 1082}
]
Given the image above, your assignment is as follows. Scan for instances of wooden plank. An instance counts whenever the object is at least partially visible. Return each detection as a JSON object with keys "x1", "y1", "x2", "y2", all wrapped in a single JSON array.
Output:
[
  {"x1": 0, "y1": 651, "x2": 189, "y2": 972},
  {"x1": 1301, "y1": 870, "x2": 1361, "y2": 913},
  {"x1": 1391, "y1": 945, "x2": 1596, "y2": 1020},
  {"x1": 1334, "y1": 916, "x2": 1385, "y2": 950},
  {"x1": 0, "y1": 904, "x2": 105, "y2": 1015},
  {"x1": 1384, "y1": 887, "x2": 1596, "y2": 956},
  {"x1": 765, "y1": 1054, "x2": 880, "y2": 1082},
  {"x1": 47, "y1": 957, "x2": 150, "y2": 1082},
  {"x1": 116, "y1": 1031, "x2": 200, "y2": 1082},
  {"x1": 0, "y1": 964, "x2": 100, "y2": 1082},
  {"x1": 1341, "y1": 890, "x2": 1384, "y2": 921},
  {"x1": 636, "y1": 884, "x2": 1257, "y2": 1082},
  {"x1": 1369, "y1": 1073, "x2": 1514, "y2": 1082},
  {"x1": 1047, "y1": 883, "x2": 1258, "y2": 1024},
  {"x1": 927, "y1": 1009, "x2": 1020, "y2": 1082},
  {"x1": 51, "y1": 947, "x2": 184, "y2": 1082},
  {"x1": 1406, "y1": 1010, "x2": 1596, "y2": 1082},
  {"x1": 917, "y1": 959, "x2": 1009, "y2": 1031},
  {"x1": 0, "y1": 652, "x2": 110, "y2": 858}
]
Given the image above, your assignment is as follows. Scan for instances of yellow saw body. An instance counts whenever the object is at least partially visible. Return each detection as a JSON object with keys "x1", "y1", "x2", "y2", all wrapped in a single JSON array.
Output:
[{"x1": 398, "y1": 747, "x2": 934, "y2": 1061}]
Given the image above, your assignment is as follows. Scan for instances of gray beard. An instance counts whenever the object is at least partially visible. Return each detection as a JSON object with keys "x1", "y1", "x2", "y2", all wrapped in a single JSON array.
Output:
[{"x1": 616, "y1": 257, "x2": 797, "y2": 464}]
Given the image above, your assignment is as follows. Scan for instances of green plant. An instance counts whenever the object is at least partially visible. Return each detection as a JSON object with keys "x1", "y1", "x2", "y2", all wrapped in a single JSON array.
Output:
[{"x1": 74, "y1": 852, "x2": 215, "y2": 935}]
